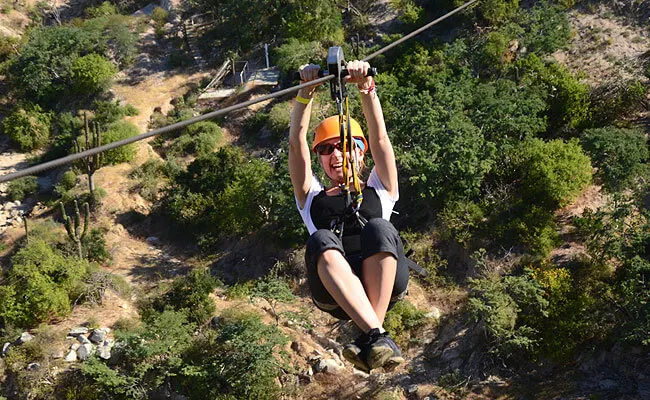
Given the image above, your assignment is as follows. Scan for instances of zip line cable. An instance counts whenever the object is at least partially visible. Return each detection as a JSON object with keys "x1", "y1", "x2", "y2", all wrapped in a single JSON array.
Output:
[{"x1": 0, "y1": 0, "x2": 479, "y2": 184}]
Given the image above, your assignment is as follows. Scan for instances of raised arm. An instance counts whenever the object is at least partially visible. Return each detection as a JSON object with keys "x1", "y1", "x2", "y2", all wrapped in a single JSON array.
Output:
[
  {"x1": 346, "y1": 60, "x2": 398, "y2": 199},
  {"x1": 289, "y1": 64, "x2": 320, "y2": 208}
]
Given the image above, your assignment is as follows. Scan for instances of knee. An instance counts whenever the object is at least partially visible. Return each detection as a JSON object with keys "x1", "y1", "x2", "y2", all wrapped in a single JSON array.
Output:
[
  {"x1": 361, "y1": 218, "x2": 399, "y2": 244},
  {"x1": 305, "y1": 229, "x2": 343, "y2": 273}
]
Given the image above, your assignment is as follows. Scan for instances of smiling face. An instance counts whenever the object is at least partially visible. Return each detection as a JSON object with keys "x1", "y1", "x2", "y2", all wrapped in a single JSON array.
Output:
[{"x1": 318, "y1": 137, "x2": 365, "y2": 185}]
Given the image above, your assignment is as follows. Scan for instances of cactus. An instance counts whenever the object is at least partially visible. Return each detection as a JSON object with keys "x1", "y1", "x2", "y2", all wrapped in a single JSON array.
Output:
[
  {"x1": 74, "y1": 113, "x2": 103, "y2": 203},
  {"x1": 60, "y1": 199, "x2": 89, "y2": 259}
]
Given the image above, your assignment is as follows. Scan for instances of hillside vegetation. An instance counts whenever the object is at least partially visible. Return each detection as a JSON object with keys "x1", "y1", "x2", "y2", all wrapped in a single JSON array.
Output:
[{"x1": 0, "y1": 0, "x2": 649, "y2": 399}]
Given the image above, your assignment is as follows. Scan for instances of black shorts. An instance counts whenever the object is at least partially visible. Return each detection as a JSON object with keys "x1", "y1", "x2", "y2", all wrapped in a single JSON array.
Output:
[{"x1": 305, "y1": 218, "x2": 410, "y2": 320}]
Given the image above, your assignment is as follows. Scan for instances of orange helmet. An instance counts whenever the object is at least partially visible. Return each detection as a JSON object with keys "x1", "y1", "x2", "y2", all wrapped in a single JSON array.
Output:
[{"x1": 312, "y1": 116, "x2": 368, "y2": 153}]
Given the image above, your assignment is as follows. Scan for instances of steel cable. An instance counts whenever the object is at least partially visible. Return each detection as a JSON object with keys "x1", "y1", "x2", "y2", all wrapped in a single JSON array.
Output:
[{"x1": 0, "y1": 0, "x2": 479, "y2": 183}]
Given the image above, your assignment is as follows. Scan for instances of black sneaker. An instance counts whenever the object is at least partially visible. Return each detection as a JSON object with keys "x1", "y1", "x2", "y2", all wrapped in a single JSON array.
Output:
[
  {"x1": 367, "y1": 331, "x2": 400, "y2": 370},
  {"x1": 342, "y1": 342, "x2": 369, "y2": 372},
  {"x1": 379, "y1": 332, "x2": 404, "y2": 372},
  {"x1": 342, "y1": 328, "x2": 382, "y2": 372}
]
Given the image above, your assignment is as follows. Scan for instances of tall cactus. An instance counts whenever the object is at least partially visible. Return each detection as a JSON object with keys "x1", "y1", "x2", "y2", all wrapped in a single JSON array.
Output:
[
  {"x1": 60, "y1": 199, "x2": 89, "y2": 259},
  {"x1": 74, "y1": 113, "x2": 103, "y2": 203}
]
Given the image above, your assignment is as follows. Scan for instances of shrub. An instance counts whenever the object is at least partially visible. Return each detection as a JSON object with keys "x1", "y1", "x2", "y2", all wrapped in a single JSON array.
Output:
[
  {"x1": 83, "y1": 228, "x2": 112, "y2": 264},
  {"x1": 71, "y1": 53, "x2": 116, "y2": 94},
  {"x1": 252, "y1": 276, "x2": 295, "y2": 324},
  {"x1": 0, "y1": 240, "x2": 90, "y2": 327},
  {"x1": 164, "y1": 146, "x2": 274, "y2": 246},
  {"x1": 589, "y1": 80, "x2": 647, "y2": 127},
  {"x1": 273, "y1": 39, "x2": 325, "y2": 74},
  {"x1": 101, "y1": 121, "x2": 139, "y2": 165},
  {"x1": 151, "y1": 6, "x2": 168, "y2": 37},
  {"x1": 581, "y1": 127, "x2": 649, "y2": 192},
  {"x1": 468, "y1": 270, "x2": 548, "y2": 359},
  {"x1": 2, "y1": 104, "x2": 52, "y2": 152},
  {"x1": 59, "y1": 171, "x2": 78, "y2": 191},
  {"x1": 514, "y1": 138, "x2": 592, "y2": 208},
  {"x1": 616, "y1": 256, "x2": 650, "y2": 346},
  {"x1": 266, "y1": 102, "x2": 291, "y2": 139},
  {"x1": 7, "y1": 176, "x2": 38, "y2": 201},
  {"x1": 177, "y1": 309, "x2": 288, "y2": 400},
  {"x1": 144, "y1": 268, "x2": 219, "y2": 325},
  {"x1": 85, "y1": 1, "x2": 117, "y2": 18},
  {"x1": 130, "y1": 157, "x2": 166, "y2": 202},
  {"x1": 92, "y1": 100, "x2": 139, "y2": 126},
  {"x1": 478, "y1": 0, "x2": 519, "y2": 25},
  {"x1": 383, "y1": 300, "x2": 428, "y2": 347},
  {"x1": 518, "y1": 1, "x2": 571, "y2": 54},
  {"x1": 390, "y1": 0, "x2": 423, "y2": 24}
]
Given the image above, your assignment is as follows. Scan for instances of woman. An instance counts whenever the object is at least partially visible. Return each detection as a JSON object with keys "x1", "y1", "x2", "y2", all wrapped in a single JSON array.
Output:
[{"x1": 288, "y1": 60, "x2": 410, "y2": 372}]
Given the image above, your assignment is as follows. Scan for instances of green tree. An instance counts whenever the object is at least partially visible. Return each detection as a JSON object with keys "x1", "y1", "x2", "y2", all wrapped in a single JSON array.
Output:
[
  {"x1": 2, "y1": 104, "x2": 52, "y2": 152},
  {"x1": 8, "y1": 26, "x2": 93, "y2": 102},
  {"x1": 514, "y1": 138, "x2": 592, "y2": 208},
  {"x1": 581, "y1": 127, "x2": 649, "y2": 192},
  {"x1": 274, "y1": 39, "x2": 325, "y2": 75},
  {"x1": 101, "y1": 121, "x2": 139, "y2": 165},
  {"x1": 0, "y1": 240, "x2": 90, "y2": 327},
  {"x1": 71, "y1": 53, "x2": 117, "y2": 94}
]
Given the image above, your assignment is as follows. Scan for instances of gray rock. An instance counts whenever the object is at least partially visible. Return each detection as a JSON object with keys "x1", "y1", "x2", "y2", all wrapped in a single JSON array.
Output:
[
  {"x1": 352, "y1": 368, "x2": 369, "y2": 378},
  {"x1": 64, "y1": 350, "x2": 77, "y2": 362},
  {"x1": 78, "y1": 335, "x2": 91, "y2": 344},
  {"x1": 146, "y1": 236, "x2": 159, "y2": 244},
  {"x1": 99, "y1": 345, "x2": 112, "y2": 360},
  {"x1": 68, "y1": 327, "x2": 89, "y2": 337},
  {"x1": 0, "y1": 214, "x2": 7, "y2": 226},
  {"x1": 89, "y1": 329, "x2": 108, "y2": 344},
  {"x1": 2, "y1": 342, "x2": 11, "y2": 355},
  {"x1": 210, "y1": 316, "x2": 221, "y2": 329},
  {"x1": 17, "y1": 332, "x2": 34, "y2": 344},
  {"x1": 314, "y1": 358, "x2": 344, "y2": 374},
  {"x1": 406, "y1": 384, "x2": 419, "y2": 395},
  {"x1": 51, "y1": 351, "x2": 65, "y2": 359},
  {"x1": 70, "y1": 343, "x2": 81, "y2": 351},
  {"x1": 26, "y1": 362, "x2": 40, "y2": 371},
  {"x1": 76, "y1": 343, "x2": 94, "y2": 361}
]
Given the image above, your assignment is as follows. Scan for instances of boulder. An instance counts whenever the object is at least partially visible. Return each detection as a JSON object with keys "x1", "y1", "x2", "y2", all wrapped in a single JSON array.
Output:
[
  {"x1": 68, "y1": 327, "x2": 89, "y2": 337},
  {"x1": 89, "y1": 328, "x2": 109, "y2": 344},
  {"x1": 77, "y1": 335, "x2": 91, "y2": 345},
  {"x1": 17, "y1": 332, "x2": 34, "y2": 344},
  {"x1": 76, "y1": 343, "x2": 94, "y2": 361},
  {"x1": 70, "y1": 343, "x2": 81, "y2": 351},
  {"x1": 64, "y1": 350, "x2": 77, "y2": 362},
  {"x1": 314, "y1": 358, "x2": 344, "y2": 374}
]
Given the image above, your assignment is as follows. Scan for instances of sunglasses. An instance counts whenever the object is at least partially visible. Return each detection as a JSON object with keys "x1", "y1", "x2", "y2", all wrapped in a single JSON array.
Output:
[{"x1": 315, "y1": 142, "x2": 344, "y2": 156}]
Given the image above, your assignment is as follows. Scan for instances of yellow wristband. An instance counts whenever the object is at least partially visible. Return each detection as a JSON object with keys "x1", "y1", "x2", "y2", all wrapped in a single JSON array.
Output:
[{"x1": 295, "y1": 95, "x2": 313, "y2": 105}]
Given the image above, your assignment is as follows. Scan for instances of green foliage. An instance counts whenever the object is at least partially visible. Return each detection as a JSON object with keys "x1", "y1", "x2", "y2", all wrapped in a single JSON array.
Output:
[
  {"x1": 266, "y1": 102, "x2": 291, "y2": 139},
  {"x1": 7, "y1": 176, "x2": 38, "y2": 201},
  {"x1": 440, "y1": 200, "x2": 485, "y2": 246},
  {"x1": 101, "y1": 121, "x2": 139, "y2": 165},
  {"x1": 468, "y1": 269, "x2": 548, "y2": 358},
  {"x1": 92, "y1": 100, "x2": 139, "y2": 126},
  {"x1": 514, "y1": 138, "x2": 592, "y2": 208},
  {"x1": 0, "y1": 239, "x2": 90, "y2": 327},
  {"x1": 283, "y1": 0, "x2": 343, "y2": 43},
  {"x1": 589, "y1": 80, "x2": 647, "y2": 127},
  {"x1": 164, "y1": 146, "x2": 273, "y2": 246},
  {"x1": 478, "y1": 0, "x2": 519, "y2": 25},
  {"x1": 274, "y1": 39, "x2": 325, "y2": 74},
  {"x1": 130, "y1": 157, "x2": 167, "y2": 202},
  {"x1": 581, "y1": 127, "x2": 649, "y2": 192},
  {"x1": 59, "y1": 170, "x2": 78, "y2": 191},
  {"x1": 517, "y1": 1, "x2": 571, "y2": 54},
  {"x1": 178, "y1": 309, "x2": 288, "y2": 400},
  {"x1": 515, "y1": 55, "x2": 591, "y2": 133},
  {"x1": 71, "y1": 53, "x2": 117, "y2": 94},
  {"x1": 85, "y1": 1, "x2": 118, "y2": 18},
  {"x1": 390, "y1": 0, "x2": 423, "y2": 24},
  {"x1": 83, "y1": 228, "x2": 112, "y2": 264},
  {"x1": 2, "y1": 104, "x2": 52, "y2": 151},
  {"x1": 467, "y1": 79, "x2": 547, "y2": 143},
  {"x1": 386, "y1": 86, "x2": 495, "y2": 211},
  {"x1": 383, "y1": 300, "x2": 428, "y2": 346},
  {"x1": 169, "y1": 121, "x2": 222, "y2": 157},
  {"x1": 144, "y1": 268, "x2": 219, "y2": 325},
  {"x1": 8, "y1": 25, "x2": 93, "y2": 102},
  {"x1": 151, "y1": 6, "x2": 168, "y2": 37},
  {"x1": 616, "y1": 256, "x2": 650, "y2": 346},
  {"x1": 82, "y1": 14, "x2": 139, "y2": 68},
  {"x1": 252, "y1": 276, "x2": 295, "y2": 324}
]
